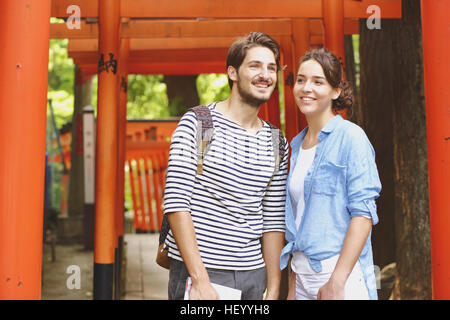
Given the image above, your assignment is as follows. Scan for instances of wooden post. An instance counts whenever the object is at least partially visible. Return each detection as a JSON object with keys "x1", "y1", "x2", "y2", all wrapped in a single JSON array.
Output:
[
  {"x1": 322, "y1": 0, "x2": 347, "y2": 119},
  {"x1": 322, "y1": 0, "x2": 345, "y2": 66},
  {"x1": 83, "y1": 105, "x2": 96, "y2": 251},
  {"x1": 114, "y1": 34, "x2": 129, "y2": 300},
  {"x1": 150, "y1": 155, "x2": 163, "y2": 231},
  {"x1": 267, "y1": 89, "x2": 281, "y2": 129},
  {"x1": 0, "y1": 0, "x2": 51, "y2": 299},
  {"x1": 291, "y1": 19, "x2": 310, "y2": 131},
  {"x1": 94, "y1": 0, "x2": 120, "y2": 300},
  {"x1": 421, "y1": 0, "x2": 450, "y2": 300},
  {"x1": 280, "y1": 36, "x2": 299, "y2": 142},
  {"x1": 128, "y1": 159, "x2": 140, "y2": 231}
]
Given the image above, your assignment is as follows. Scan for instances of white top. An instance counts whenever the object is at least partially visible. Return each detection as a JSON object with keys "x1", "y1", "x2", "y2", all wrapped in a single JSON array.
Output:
[
  {"x1": 289, "y1": 145, "x2": 322, "y2": 274},
  {"x1": 288, "y1": 145, "x2": 316, "y2": 230},
  {"x1": 288, "y1": 144, "x2": 369, "y2": 275}
]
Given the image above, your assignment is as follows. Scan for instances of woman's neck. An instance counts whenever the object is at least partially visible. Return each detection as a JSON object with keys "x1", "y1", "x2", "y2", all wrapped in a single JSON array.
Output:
[{"x1": 303, "y1": 111, "x2": 335, "y2": 147}]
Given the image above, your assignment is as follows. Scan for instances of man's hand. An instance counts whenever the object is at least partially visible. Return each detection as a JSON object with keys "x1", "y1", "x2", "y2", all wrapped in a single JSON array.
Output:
[
  {"x1": 264, "y1": 289, "x2": 279, "y2": 300},
  {"x1": 168, "y1": 211, "x2": 217, "y2": 299},
  {"x1": 261, "y1": 231, "x2": 284, "y2": 300},
  {"x1": 189, "y1": 280, "x2": 219, "y2": 300}
]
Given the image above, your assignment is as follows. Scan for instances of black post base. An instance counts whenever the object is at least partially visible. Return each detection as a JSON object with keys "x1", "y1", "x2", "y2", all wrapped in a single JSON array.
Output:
[{"x1": 94, "y1": 263, "x2": 113, "y2": 300}]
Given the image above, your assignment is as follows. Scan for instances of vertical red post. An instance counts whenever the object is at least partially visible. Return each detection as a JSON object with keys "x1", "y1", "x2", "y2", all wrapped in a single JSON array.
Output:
[
  {"x1": 291, "y1": 19, "x2": 310, "y2": 132},
  {"x1": 322, "y1": 0, "x2": 347, "y2": 119},
  {"x1": 150, "y1": 155, "x2": 163, "y2": 231},
  {"x1": 94, "y1": 0, "x2": 120, "y2": 300},
  {"x1": 114, "y1": 34, "x2": 129, "y2": 300},
  {"x1": 267, "y1": 89, "x2": 281, "y2": 129},
  {"x1": 158, "y1": 153, "x2": 168, "y2": 191},
  {"x1": 280, "y1": 36, "x2": 299, "y2": 142},
  {"x1": 0, "y1": 0, "x2": 51, "y2": 299},
  {"x1": 127, "y1": 159, "x2": 140, "y2": 231},
  {"x1": 136, "y1": 160, "x2": 148, "y2": 232},
  {"x1": 322, "y1": 0, "x2": 345, "y2": 67},
  {"x1": 257, "y1": 102, "x2": 269, "y2": 122},
  {"x1": 421, "y1": 0, "x2": 450, "y2": 300},
  {"x1": 143, "y1": 158, "x2": 156, "y2": 232}
]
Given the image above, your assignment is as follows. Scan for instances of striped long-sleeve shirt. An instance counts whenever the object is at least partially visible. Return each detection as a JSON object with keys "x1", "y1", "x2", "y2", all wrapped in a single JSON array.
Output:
[{"x1": 163, "y1": 103, "x2": 288, "y2": 270}]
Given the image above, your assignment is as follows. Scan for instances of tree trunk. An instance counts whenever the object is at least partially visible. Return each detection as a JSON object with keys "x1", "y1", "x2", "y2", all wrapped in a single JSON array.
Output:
[
  {"x1": 163, "y1": 75, "x2": 199, "y2": 116},
  {"x1": 360, "y1": 0, "x2": 431, "y2": 299},
  {"x1": 359, "y1": 18, "x2": 397, "y2": 274}
]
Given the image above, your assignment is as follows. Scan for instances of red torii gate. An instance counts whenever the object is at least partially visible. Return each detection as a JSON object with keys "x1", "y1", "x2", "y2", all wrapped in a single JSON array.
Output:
[
  {"x1": 2, "y1": 0, "x2": 448, "y2": 301},
  {"x1": 59, "y1": 17, "x2": 360, "y2": 137}
]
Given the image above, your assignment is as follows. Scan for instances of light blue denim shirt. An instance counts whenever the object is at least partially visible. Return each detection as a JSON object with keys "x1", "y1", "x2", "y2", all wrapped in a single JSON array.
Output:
[{"x1": 280, "y1": 114, "x2": 382, "y2": 300}]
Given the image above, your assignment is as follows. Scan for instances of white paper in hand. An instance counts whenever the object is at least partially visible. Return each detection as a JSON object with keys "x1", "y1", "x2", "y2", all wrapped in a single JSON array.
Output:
[{"x1": 184, "y1": 277, "x2": 242, "y2": 300}]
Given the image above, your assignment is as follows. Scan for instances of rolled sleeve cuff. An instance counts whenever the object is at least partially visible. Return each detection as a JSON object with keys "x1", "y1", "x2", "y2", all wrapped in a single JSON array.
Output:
[{"x1": 347, "y1": 199, "x2": 379, "y2": 225}]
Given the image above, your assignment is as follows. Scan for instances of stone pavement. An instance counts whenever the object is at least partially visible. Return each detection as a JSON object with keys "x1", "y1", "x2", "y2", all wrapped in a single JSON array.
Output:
[
  {"x1": 124, "y1": 234, "x2": 169, "y2": 299},
  {"x1": 41, "y1": 233, "x2": 169, "y2": 300}
]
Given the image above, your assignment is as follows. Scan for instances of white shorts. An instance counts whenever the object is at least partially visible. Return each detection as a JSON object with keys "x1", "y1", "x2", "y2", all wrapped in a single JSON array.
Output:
[{"x1": 295, "y1": 260, "x2": 369, "y2": 300}]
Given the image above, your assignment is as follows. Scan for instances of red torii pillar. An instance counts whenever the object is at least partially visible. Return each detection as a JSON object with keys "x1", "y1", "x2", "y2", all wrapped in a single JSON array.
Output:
[
  {"x1": 0, "y1": 0, "x2": 51, "y2": 299},
  {"x1": 322, "y1": 0, "x2": 347, "y2": 120},
  {"x1": 322, "y1": 0, "x2": 345, "y2": 67},
  {"x1": 292, "y1": 18, "x2": 310, "y2": 132},
  {"x1": 421, "y1": 0, "x2": 450, "y2": 300},
  {"x1": 114, "y1": 34, "x2": 129, "y2": 300},
  {"x1": 94, "y1": 0, "x2": 120, "y2": 300},
  {"x1": 281, "y1": 35, "x2": 299, "y2": 142}
]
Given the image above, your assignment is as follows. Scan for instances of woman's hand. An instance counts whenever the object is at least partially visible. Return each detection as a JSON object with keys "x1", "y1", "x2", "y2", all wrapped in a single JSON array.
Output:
[
  {"x1": 286, "y1": 271, "x2": 297, "y2": 300},
  {"x1": 317, "y1": 277, "x2": 345, "y2": 300}
]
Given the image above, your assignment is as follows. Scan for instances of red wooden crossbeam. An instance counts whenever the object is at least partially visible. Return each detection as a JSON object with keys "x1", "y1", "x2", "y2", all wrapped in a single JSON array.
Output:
[
  {"x1": 78, "y1": 61, "x2": 226, "y2": 75},
  {"x1": 51, "y1": 19, "x2": 291, "y2": 39},
  {"x1": 51, "y1": 0, "x2": 401, "y2": 19},
  {"x1": 70, "y1": 47, "x2": 228, "y2": 64},
  {"x1": 50, "y1": 18, "x2": 359, "y2": 39}
]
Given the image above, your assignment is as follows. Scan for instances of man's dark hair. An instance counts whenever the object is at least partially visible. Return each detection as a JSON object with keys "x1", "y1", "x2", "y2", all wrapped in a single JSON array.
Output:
[{"x1": 226, "y1": 32, "x2": 281, "y2": 89}]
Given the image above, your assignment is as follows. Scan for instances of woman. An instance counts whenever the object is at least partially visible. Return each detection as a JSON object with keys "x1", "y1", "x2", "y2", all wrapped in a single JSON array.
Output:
[{"x1": 280, "y1": 48, "x2": 381, "y2": 300}]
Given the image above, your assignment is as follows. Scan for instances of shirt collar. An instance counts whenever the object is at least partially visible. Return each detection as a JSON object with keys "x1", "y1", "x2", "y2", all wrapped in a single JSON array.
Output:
[
  {"x1": 291, "y1": 114, "x2": 343, "y2": 148},
  {"x1": 321, "y1": 114, "x2": 343, "y2": 134}
]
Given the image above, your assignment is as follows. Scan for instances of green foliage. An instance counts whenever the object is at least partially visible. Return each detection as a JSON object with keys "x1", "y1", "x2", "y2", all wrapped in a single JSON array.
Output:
[
  {"x1": 46, "y1": 35, "x2": 235, "y2": 216},
  {"x1": 126, "y1": 74, "x2": 170, "y2": 119},
  {"x1": 352, "y1": 34, "x2": 360, "y2": 89},
  {"x1": 48, "y1": 38, "x2": 74, "y2": 128},
  {"x1": 196, "y1": 74, "x2": 230, "y2": 105}
]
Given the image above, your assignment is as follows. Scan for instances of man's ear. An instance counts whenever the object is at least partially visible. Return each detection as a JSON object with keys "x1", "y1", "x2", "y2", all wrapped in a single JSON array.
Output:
[{"x1": 227, "y1": 65, "x2": 238, "y2": 83}]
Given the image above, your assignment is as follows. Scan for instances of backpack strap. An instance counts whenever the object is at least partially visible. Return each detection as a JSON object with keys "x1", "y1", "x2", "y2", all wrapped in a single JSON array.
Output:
[
  {"x1": 266, "y1": 121, "x2": 286, "y2": 172},
  {"x1": 191, "y1": 105, "x2": 214, "y2": 175}
]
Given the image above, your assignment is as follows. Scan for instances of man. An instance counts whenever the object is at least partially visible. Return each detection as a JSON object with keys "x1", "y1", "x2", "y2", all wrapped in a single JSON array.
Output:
[{"x1": 163, "y1": 32, "x2": 288, "y2": 300}]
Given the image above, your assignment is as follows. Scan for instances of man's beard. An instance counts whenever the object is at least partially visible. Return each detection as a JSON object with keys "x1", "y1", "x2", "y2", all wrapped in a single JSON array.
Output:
[{"x1": 235, "y1": 77, "x2": 274, "y2": 108}]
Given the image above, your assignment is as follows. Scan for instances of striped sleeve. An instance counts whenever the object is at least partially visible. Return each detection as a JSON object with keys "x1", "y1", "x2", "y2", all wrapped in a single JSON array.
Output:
[
  {"x1": 163, "y1": 111, "x2": 198, "y2": 215},
  {"x1": 262, "y1": 136, "x2": 289, "y2": 233}
]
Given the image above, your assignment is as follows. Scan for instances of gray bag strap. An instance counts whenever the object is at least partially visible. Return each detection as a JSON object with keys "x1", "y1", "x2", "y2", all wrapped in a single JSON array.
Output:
[
  {"x1": 266, "y1": 121, "x2": 286, "y2": 172},
  {"x1": 191, "y1": 105, "x2": 214, "y2": 175}
]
